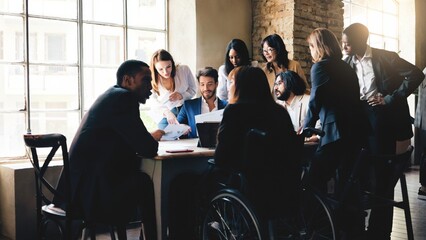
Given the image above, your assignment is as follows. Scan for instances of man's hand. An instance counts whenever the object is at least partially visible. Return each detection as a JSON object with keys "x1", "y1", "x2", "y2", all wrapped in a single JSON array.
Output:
[
  {"x1": 367, "y1": 92, "x2": 386, "y2": 106},
  {"x1": 164, "y1": 110, "x2": 178, "y2": 124},
  {"x1": 151, "y1": 129, "x2": 165, "y2": 141}
]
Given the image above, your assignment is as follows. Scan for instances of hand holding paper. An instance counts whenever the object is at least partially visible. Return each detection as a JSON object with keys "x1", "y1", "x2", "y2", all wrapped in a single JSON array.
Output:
[{"x1": 160, "y1": 124, "x2": 191, "y2": 141}]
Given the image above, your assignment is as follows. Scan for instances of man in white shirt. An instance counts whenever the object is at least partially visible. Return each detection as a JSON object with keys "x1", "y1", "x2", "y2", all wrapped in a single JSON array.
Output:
[
  {"x1": 343, "y1": 22, "x2": 424, "y2": 240},
  {"x1": 274, "y1": 70, "x2": 319, "y2": 142}
]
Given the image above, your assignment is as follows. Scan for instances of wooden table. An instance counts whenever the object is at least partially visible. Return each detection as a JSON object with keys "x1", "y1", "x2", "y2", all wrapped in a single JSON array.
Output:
[{"x1": 140, "y1": 138, "x2": 214, "y2": 240}]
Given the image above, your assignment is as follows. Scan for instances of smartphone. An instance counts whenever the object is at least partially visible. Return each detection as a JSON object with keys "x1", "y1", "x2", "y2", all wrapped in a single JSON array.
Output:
[{"x1": 166, "y1": 149, "x2": 194, "y2": 153}]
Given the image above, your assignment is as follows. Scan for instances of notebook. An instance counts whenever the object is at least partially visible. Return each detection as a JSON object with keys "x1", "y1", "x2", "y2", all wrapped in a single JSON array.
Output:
[{"x1": 196, "y1": 122, "x2": 220, "y2": 149}]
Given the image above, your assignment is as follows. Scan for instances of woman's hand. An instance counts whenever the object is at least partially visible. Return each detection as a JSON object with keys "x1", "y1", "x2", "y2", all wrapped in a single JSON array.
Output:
[
  {"x1": 169, "y1": 92, "x2": 183, "y2": 102},
  {"x1": 165, "y1": 110, "x2": 178, "y2": 124}
]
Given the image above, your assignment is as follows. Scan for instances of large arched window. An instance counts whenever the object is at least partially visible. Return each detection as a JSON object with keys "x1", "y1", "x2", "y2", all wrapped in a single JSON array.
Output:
[
  {"x1": 0, "y1": 0, "x2": 167, "y2": 158},
  {"x1": 343, "y1": 0, "x2": 399, "y2": 52}
]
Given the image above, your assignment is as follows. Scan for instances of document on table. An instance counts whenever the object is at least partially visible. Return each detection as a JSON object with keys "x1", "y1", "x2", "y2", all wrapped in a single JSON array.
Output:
[
  {"x1": 195, "y1": 109, "x2": 224, "y2": 123},
  {"x1": 160, "y1": 124, "x2": 191, "y2": 141}
]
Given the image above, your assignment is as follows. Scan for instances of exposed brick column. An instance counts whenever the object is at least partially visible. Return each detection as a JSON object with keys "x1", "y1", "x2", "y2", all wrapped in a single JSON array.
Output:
[{"x1": 252, "y1": 0, "x2": 344, "y2": 81}]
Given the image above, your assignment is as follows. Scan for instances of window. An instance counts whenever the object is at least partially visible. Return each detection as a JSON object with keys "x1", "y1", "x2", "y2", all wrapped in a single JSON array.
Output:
[
  {"x1": 343, "y1": 0, "x2": 399, "y2": 52},
  {"x1": 0, "y1": 0, "x2": 167, "y2": 158}
]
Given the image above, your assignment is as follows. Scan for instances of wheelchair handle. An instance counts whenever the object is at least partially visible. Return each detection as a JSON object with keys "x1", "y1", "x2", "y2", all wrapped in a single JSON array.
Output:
[{"x1": 302, "y1": 127, "x2": 325, "y2": 137}]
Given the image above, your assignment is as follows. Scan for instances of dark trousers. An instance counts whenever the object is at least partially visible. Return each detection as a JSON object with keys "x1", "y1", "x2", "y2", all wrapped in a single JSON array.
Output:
[
  {"x1": 136, "y1": 173, "x2": 157, "y2": 240},
  {"x1": 361, "y1": 102, "x2": 396, "y2": 239},
  {"x1": 308, "y1": 139, "x2": 365, "y2": 236}
]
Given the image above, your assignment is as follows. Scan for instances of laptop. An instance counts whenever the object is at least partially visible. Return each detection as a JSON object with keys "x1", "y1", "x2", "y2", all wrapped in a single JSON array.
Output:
[{"x1": 196, "y1": 122, "x2": 220, "y2": 149}]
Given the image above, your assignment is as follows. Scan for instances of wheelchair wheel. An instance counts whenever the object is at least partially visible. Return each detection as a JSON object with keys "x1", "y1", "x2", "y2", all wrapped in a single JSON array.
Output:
[
  {"x1": 201, "y1": 188, "x2": 262, "y2": 240},
  {"x1": 298, "y1": 188, "x2": 336, "y2": 240}
]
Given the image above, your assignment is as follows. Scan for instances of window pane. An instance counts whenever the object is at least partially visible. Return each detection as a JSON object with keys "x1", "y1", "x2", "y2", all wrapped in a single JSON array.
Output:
[
  {"x1": 30, "y1": 65, "x2": 78, "y2": 110},
  {"x1": 83, "y1": 24, "x2": 124, "y2": 66},
  {"x1": 128, "y1": 0, "x2": 166, "y2": 29},
  {"x1": 83, "y1": 0, "x2": 123, "y2": 24},
  {"x1": 351, "y1": 5, "x2": 367, "y2": 26},
  {"x1": 383, "y1": 0, "x2": 398, "y2": 14},
  {"x1": 0, "y1": 64, "x2": 25, "y2": 111},
  {"x1": 128, "y1": 30, "x2": 166, "y2": 63},
  {"x1": 384, "y1": 38, "x2": 398, "y2": 52},
  {"x1": 0, "y1": 0, "x2": 23, "y2": 13},
  {"x1": 29, "y1": 18, "x2": 78, "y2": 64},
  {"x1": 30, "y1": 111, "x2": 80, "y2": 145},
  {"x1": 83, "y1": 67, "x2": 116, "y2": 110},
  {"x1": 369, "y1": 34, "x2": 384, "y2": 49},
  {"x1": 383, "y1": 13, "x2": 397, "y2": 38},
  {"x1": 0, "y1": 15, "x2": 24, "y2": 62},
  {"x1": 368, "y1": 0, "x2": 382, "y2": 11},
  {"x1": 28, "y1": 0, "x2": 77, "y2": 19},
  {"x1": 367, "y1": 9, "x2": 382, "y2": 35},
  {"x1": 352, "y1": 0, "x2": 367, "y2": 6},
  {"x1": 0, "y1": 112, "x2": 26, "y2": 157}
]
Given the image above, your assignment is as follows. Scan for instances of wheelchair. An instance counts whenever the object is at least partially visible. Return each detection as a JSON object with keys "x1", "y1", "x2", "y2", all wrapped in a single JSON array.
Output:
[{"x1": 197, "y1": 128, "x2": 336, "y2": 240}]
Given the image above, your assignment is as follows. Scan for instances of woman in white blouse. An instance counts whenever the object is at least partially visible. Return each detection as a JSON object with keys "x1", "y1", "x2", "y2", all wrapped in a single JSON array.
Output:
[{"x1": 150, "y1": 49, "x2": 197, "y2": 129}]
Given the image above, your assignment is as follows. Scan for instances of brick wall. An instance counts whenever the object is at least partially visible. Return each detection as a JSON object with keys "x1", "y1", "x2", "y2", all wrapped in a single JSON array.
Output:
[{"x1": 252, "y1": 0, "x2": 344, "y2": 81}]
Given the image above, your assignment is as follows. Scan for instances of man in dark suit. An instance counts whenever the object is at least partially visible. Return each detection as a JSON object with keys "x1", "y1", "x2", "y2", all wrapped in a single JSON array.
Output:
[
  {"x1": 176, "y1": 67, "x2": 227, "y2": 138},
  {"x1": 67, "y1": 60, "x2": 164, "y2": 239},
  {"x1": 415, "y1": 68, "x2": 426, "y2": 200},
  {"x1": 342, "y1": 23, "x2": 424, "y2": 239}
]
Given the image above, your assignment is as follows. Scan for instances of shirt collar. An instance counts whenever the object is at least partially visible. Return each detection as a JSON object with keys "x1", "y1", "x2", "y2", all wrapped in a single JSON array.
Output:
[{"x1": 353, "y1": 45, "x2": 372, "y2": 63}]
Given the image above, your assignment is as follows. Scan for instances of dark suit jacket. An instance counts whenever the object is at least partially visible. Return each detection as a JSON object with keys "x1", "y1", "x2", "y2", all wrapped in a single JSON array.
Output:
[
  {"x1": 345, "y1": 48, "x2": 424, "y2": 140},
  {"x1": 176, "y1": 97, "x2": 227, "y2": 138},
  {"x1": 69, "y1": 85, "x2": 158, "y2": 223},
  {"x1": 304, "y1": 57, "x2": 366, "y2": 149},
  {"x1": 215, "y1": 102, "x2": 300, "y2": 218},
  {"x1": 415, "y1": 68, "x2": 426, "y2": 130}
]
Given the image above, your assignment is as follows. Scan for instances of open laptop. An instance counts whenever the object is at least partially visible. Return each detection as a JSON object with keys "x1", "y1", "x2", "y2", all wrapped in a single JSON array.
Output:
[{"x1": 196, "y1": 122, "x2": 220, "y2": 149}]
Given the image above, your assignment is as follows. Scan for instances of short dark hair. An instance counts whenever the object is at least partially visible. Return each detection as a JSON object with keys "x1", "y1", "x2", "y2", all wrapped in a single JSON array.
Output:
[
  {"x1": 277, "y1": 71, "x2": 306, "y2": 96},
  {"x1": 343, "y1": 23, "x2": 369, "y2": 44},
  {"x1": 116, "y1": 59, "x2": 149, "y2": 86},
  {"x1": 224, "y1": 39, "x2": 251, "y2": 74},
  {"x1": 196, "y1": 67, "x2": 218, "y2": 83}
]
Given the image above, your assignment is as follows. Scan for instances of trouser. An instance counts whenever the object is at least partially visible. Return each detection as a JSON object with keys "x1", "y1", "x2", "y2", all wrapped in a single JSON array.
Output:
[
  {"x1": 308, "y1": 139, "x2": 365, "y2": 236},
  {"x1": 361, "y1": 102, "x2": 396, "y2": 239},
  {"x1": 136, "y1": 173, "x2": 157, "y2": 240}
]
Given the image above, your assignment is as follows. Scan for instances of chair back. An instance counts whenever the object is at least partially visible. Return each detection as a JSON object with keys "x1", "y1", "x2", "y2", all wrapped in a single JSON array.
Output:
[{"x1": 23, "y1": 133, "x2": 70, "y2": 215}]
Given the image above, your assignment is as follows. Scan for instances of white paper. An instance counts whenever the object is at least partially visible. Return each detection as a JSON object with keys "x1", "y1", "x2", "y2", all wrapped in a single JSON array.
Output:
[
  {"x1": 194, "y1": 109, "x2": 224, "y2": 123},
  {"x1": 160, "y1": 124, "x2": 191, "y2": 141}
]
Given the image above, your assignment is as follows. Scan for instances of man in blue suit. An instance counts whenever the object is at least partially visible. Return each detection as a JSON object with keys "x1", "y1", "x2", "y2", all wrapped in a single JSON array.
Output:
[{"x1": 176, "y1": 67, "x2": 227, "y2": 138}]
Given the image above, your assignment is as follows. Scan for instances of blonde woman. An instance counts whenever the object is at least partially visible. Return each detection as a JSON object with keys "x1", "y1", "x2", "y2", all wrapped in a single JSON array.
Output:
[{"x1": 150, "y1": 49, "x2": 197, "y2": 129}]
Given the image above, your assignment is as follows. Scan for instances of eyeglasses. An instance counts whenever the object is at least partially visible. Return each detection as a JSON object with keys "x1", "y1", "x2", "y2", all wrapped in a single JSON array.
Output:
[
  {"x1": 274, "y1": 80, "x2": 283, "y2": 86},
  {"x1": 262, "y1": 48, "x2": 275, "y2": 54}
]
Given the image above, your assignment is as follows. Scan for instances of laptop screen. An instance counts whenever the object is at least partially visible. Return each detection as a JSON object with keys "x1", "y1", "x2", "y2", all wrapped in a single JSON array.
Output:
[{"x1": 196, "y1": 122, "x2": 220, "y2": 149}]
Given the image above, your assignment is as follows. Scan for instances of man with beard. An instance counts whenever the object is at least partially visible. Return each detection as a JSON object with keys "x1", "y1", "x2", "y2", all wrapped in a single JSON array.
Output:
[
  {"x1": 274, "y1": 71, "x2": 319, "y2": 141},
  {"x1": 55, "y1": 59, "x2": 164, "y2": 239},
  {"x1": 176, "y1": 67, "x2": 228, "y2": 138}
]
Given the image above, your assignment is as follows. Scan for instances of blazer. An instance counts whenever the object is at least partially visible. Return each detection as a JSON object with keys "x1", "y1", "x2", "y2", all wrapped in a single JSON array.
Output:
[
  {"x1": 304, "y1": 57, "x2": 367, "y2": 149},
  {"x1": 69, "y1": 85, "x2": 158, "y2": 223},
  {"x1": 215, "y1": 102, "x2": 300, "y2": 217},
  {"x1": 345, "y1": 48, "x2": 424, "y2": 139},
  {"x1": 176, "y1": 97, "x2": 227, "y2": 138}
]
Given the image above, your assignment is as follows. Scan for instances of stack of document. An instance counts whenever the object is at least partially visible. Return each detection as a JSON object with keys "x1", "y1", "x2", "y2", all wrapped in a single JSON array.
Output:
[
  {"x1": 161, "y1": 124, "x2": 191, "y2": 141},
  {"x1": 194, "y1": 109, "x2": 224, "y2": 123}
]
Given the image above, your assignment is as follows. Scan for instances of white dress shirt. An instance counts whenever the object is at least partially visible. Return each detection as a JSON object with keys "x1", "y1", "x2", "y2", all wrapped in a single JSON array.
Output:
[
  {"x1": 201, "y1": 97, "x2": 218, "y2": 114},
  {"x1": 352, "y1": 45, "x2": 377, "y2": 100}
]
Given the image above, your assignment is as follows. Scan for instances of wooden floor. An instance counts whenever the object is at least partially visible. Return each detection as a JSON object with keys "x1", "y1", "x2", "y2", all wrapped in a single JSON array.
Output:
[{"x1": 96, "y1": 166, "x2": 426, "y2": 240}]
